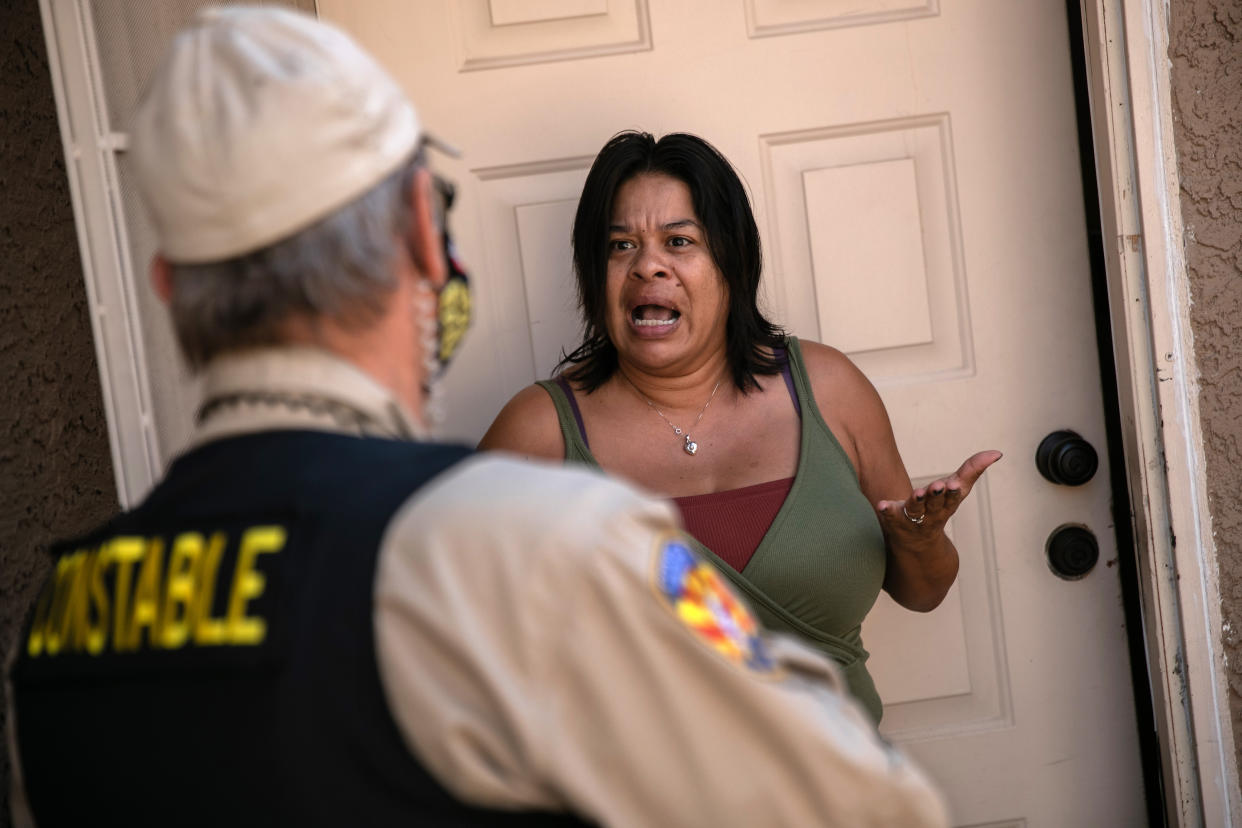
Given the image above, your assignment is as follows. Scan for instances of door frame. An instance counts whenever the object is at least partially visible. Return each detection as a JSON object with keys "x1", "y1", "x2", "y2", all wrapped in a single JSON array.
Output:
[
  {"x1": 38, "y1": 0, "x2": 1237, "y2": 822},
  {"x1": 1082, "y1": 0, "x2": 1239, "y2": 824}
]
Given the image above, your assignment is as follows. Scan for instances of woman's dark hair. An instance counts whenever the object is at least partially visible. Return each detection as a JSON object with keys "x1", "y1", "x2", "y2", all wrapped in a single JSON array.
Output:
[{"x1": 559, "y1": 131, "x2": 786, "y2": 392}]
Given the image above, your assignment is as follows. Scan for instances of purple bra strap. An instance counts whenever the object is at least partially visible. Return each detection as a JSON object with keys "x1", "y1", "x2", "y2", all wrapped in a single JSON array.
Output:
[
  {"x1": 555, "y1": 374, "x2": 590, "y2": 449},
  {"x1": 776, "y1": 346, "x2": 801, "y2": 418}
]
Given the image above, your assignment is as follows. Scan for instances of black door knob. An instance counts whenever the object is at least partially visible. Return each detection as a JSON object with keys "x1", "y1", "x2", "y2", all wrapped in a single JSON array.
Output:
[
  {"x1": 1047, "y1": 525, "x2": 1099, "y2": 579},
  {"x1": 1036, "y1": 430, "x2": 1098, "y2": 486}
]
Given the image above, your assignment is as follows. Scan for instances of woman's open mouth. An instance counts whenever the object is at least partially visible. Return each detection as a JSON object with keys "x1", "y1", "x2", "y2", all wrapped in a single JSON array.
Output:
[{"x1": 631, "y1": 304, "x2": 680, "y2": 328}]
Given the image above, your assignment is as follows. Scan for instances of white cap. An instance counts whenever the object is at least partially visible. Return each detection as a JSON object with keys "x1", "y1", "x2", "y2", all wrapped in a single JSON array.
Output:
[{"x1": 130, "y1": 5, "x2": 438, "y2": 264}]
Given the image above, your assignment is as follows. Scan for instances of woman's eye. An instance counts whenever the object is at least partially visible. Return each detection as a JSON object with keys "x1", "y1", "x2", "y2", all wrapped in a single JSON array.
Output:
[
  {"x1": 609, "y1": 239, "x2": 634, "y2": 251},
  {"x1": 669, "y1": 236, "x2": 692, "y2": 247}
]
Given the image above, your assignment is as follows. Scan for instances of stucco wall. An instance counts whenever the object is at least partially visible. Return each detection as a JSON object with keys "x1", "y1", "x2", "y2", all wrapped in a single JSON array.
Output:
[
  {"x1": 1168, "y1": 0, "x2": 1242, "y2": 771},
  {"x1": 0, "y1": 0, "x2": 118, "y2": 820}
]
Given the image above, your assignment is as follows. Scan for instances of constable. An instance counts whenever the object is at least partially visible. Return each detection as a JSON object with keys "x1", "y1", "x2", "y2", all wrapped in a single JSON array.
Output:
[{"x1": 7, "y1": 6, "x2": 948, "y2": 827}]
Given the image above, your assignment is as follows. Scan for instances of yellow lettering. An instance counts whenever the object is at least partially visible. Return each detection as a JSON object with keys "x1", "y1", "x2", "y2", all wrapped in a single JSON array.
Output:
[
  {"x1": 66, "y1": 549, "x2": 99, "y2": 652},
  {"x1": 86, "y1": 543, "x2": 110, "y2": 655},
  {"x1": 192, "y1": 532, "x2": 228, "y2": 646},
  {"x1": 25, "y1": 527, "x2": 290, "y2": 657},
  {"x1": 25, "y1": 528, "x2": 286, "y2": 656},
  {"x1": 43, "y1": 552, "x2": 84, "y2": 656},
  {"x1": 25, "y1": 577, "x2": 55, "y2": 657},
  {"x1": 127, "y1": 537, "x2": 165, "y2": 649},
  {"x1": 160, "y1": 532, "x2": 203, "y2": 649},
  {"x1": 226, "y1": 526, "x2": 284, "y2": 645},
  {"x1": 109, "y1": 537, "x2": 146, "y2": 652}
]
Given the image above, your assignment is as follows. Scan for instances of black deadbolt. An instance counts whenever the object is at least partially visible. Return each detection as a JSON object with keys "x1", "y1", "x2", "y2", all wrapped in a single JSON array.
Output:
[
  {"x1": 1036, "y1": 430, "x2": 1098, "y2": 486},
  {"x1": 1047, "y1": 525, "x2": 1099, "y2": 579}
]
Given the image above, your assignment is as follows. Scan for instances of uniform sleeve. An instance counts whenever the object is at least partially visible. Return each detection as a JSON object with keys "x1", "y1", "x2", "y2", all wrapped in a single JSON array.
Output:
[{"x1": 373, "y1": 456, "x2": 948, "y2": 828}]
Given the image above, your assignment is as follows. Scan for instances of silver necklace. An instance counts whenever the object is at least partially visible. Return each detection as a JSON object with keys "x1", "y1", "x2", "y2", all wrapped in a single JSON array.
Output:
[{"x1": 625, "y1": 374, "x2": 723, "y2": 456}]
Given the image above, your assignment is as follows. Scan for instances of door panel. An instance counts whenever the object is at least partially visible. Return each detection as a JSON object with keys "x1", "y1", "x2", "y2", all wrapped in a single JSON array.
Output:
[
  {"x1": 452, "y1": 0, "x2": 649, "y2": 71},
  {"x1": 761, "y1": 114, "x2": 973, "y2": 382},
  {"x1": 868, "y1": 481, "x2": 1010, "y2": 737}
]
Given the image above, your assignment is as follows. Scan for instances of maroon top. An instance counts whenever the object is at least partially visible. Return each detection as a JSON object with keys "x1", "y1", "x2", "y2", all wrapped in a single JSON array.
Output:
[
  {"x1": 674, "y1": 477, "x2": 795, "y2": 572},
  {"x1": 556, "y1": 348, "x2": 801, "y2": 572}
]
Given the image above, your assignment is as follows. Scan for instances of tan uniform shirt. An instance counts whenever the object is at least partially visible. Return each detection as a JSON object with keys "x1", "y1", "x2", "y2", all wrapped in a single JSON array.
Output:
[{"x1": 9, "y1": 347, "x2": 949, "y2": 827}]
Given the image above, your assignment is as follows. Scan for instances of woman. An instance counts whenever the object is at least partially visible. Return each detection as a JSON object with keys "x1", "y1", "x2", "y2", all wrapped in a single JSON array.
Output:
[{"x1": 480, "y1": 131, "x2": 999, "y2": 721}]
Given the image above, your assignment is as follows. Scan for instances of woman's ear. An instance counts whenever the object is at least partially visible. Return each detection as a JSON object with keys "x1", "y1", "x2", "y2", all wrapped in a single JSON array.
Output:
[
  {"x1": 150, "y1": 255, "x2": 174, "y2": 304},
  {"x1": 406, "y1": 167, "x2": 448, "y2": 289}
]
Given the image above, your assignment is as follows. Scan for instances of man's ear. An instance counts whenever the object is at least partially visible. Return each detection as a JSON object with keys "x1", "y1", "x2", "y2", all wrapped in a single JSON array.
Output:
[
  {"x1": 150, "y1": 255, "x2": 174, "y2": 304},
  {"x1": 407, "y1": 167, "x2": 448, "y2": 289}
]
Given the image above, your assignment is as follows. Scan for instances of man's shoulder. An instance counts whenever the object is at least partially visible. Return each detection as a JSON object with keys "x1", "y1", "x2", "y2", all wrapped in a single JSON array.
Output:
[
  {"x1": 381, "y1": 453, "x2": 679, "y2": 574},
  {"x1": 414, "y1": 454, "x2": 666, "y2": 527}
]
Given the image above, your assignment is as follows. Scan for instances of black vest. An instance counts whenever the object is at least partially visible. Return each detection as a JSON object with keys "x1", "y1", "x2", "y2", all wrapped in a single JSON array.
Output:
[{"x1": 11, "y1": 431, "x2": 591, "y2": 827}]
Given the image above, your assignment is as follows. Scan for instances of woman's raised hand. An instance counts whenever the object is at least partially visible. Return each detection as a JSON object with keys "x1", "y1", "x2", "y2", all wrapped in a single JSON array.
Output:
[{"x1": 876, "y1": 450, "x2": 1003, "y2": 539}]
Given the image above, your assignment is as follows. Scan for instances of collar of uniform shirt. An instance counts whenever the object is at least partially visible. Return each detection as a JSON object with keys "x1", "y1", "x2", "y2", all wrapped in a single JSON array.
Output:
[{"x1": 185, "y1": 346, "x2": 426, "y2": 451}]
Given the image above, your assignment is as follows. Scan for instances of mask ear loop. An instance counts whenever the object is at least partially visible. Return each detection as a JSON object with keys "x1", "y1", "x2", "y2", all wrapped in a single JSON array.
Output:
[
  {"x1": 407, "y1": 162, "x2": 448, "y2": 425},
  {"x1": 415, "y1": 277, "x2": 446, "y2": 430}
]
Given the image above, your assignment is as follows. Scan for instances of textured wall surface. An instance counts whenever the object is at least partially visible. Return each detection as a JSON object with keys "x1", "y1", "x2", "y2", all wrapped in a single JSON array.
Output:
[
  {"x1": 0, "y1": 0, "x2": 118, "y2": 821},
  {"x1": 1168, "y1": 0, "x2": 1242, "y2": 771}
]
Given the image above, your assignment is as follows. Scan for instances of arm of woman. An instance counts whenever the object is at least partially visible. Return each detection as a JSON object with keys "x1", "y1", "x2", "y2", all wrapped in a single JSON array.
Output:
[
  {"x1": 478, "y1": 384, "x2": 567, "y2": 461},
  {"x1": 871, "y1": 449, "x2": 1001, "y2": 612},
  {"x1": 801, "y1": 342, "x2": 1000, "y2": 612}
]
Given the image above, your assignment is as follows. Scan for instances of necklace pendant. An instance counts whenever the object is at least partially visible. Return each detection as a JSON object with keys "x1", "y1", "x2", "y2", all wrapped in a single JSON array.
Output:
[{"x1": 683, "y1": 436, "x2": 698, "y2": 456}]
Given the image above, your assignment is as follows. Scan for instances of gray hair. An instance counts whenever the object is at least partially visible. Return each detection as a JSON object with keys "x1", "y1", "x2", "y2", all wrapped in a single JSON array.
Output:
[{"x1": 166, "y1": 156, "x2": 420, "y2": 370}]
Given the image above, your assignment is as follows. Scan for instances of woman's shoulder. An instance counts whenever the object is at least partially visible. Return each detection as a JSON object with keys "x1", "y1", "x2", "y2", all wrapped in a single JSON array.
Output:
[
  {"x1": 791, "y1": 338, "x2": 867, "y2": 385},
  {"x1": 477, "y1": 382, "x2": 565, "y2": 461},
  {"x1": 791, "y1": 338, "x2": 885, "y2": 416}
]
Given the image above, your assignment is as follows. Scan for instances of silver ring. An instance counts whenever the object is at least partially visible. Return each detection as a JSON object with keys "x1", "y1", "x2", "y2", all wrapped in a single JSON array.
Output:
[{"x1": 902, "y1": 504, "x2": 926, "y2": 525}]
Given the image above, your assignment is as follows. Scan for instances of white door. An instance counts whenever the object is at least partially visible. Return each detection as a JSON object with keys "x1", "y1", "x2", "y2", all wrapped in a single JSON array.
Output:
[{"x1": 321, "y1": 1, "x2": 1146, "y2": 824}]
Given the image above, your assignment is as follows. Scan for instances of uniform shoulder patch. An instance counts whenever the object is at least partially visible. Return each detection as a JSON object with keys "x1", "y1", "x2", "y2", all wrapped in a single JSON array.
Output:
[{"x1": 653, "y1": 534, "x2": 775, "y2": 674}]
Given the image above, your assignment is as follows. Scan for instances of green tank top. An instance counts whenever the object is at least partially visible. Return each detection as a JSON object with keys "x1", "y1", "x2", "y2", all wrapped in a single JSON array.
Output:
[{"x1": 537, "y1": 337, "x2": 888, "y2": 721}]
